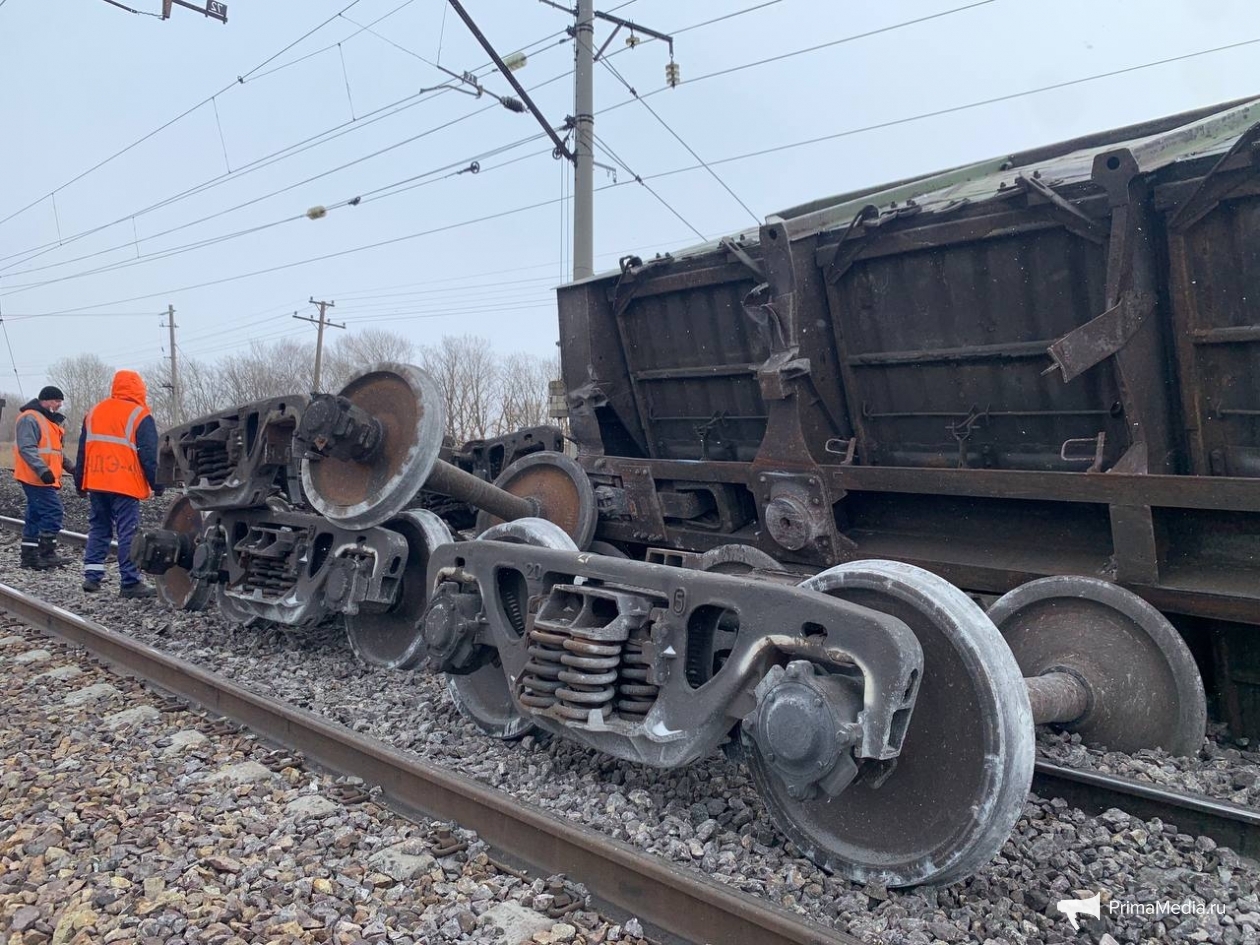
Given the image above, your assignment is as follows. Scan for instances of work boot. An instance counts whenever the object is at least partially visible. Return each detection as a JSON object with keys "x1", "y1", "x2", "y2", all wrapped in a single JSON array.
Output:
[
  {"x1": 36, "y1": 534, "x2": 71, "y2": 569},
  {"x1": 19, "y1": 543, "x2": 40, "y2": 569},
  {"x1": 119, "y1": 581, "x2": 157, "y2": 600},
  {"x1": 82, "y1": 577, "x2": 102, "y2": 593}
]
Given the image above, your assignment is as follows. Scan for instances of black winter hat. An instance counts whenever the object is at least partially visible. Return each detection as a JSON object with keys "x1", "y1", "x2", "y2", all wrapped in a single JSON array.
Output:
[{"x1": 38, "y1": 385, "x2": 64, "y2": 401}]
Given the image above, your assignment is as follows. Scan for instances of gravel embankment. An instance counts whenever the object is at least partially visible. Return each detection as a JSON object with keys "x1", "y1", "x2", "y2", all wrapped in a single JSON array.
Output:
[
  {"x1": 0, "y1": 616, "x2": 636, "y2": 945},
  {"x1": 4, "y1": 479, "x2": 1260, "y2": 943}
]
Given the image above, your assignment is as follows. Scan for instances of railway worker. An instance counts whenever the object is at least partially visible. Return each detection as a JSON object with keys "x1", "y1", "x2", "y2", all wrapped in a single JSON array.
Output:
[
  {"x1": 11, "y1": 385, "x2": 73, "y2": 570},
  {"x1": 74, "y1": 370, "x2": 163, "y2": 599}
]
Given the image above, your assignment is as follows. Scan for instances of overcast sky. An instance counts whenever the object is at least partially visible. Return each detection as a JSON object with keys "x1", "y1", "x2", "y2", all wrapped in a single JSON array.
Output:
[{"x1": 1, "y1": 0, "x2": 1258, "y2": 398}]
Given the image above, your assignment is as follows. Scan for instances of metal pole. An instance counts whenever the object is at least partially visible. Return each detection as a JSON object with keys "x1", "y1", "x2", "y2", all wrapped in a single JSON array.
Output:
[
  {"x1": 294, "y1": 299, "x2": 343, "y2": 394},
  {"x1": 573, "y1": 0, "x2": 595, "y2": 280},
  {"x1": 166, "y1": 304, "x2": 181, "y2": 425},
  {"x1": 312, "y1": 300, "x2": 328, "y2": 392}
]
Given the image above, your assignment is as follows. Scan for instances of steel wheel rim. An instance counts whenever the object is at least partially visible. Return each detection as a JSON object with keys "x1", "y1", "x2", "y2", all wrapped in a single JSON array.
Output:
[
  {"x1": 344, "y1": 510, "x2": 452, "y2": 670},
  {"x1": 155, "y1": 496, "x2": 211, "y2": 612},
  {"x1": 447, "y1": 518, "x2": 577, "y2": 739},
  {"x1": 989, "y1": 575, "x2": 1206, "y2": 756},
  {"x1": 301, "y1": 363, "x2": 446, "y2": 531},
  {"x1": 745, "y1": 559, "x2": 1033, "y2": 887}
]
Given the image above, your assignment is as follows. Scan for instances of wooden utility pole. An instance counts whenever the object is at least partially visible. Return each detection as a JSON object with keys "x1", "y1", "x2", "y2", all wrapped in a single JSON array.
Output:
[
  {"x1": 293, "y1": 298, "x2": 344, "y2": 392},
  {"x1": 161, "y1": 304, "x2": 182, "y2": 424}
]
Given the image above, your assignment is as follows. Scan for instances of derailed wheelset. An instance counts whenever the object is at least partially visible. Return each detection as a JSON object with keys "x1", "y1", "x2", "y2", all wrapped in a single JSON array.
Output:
[
  {"x1": 132, "y1": 362, "x2": 596, "y2": 643},
  {"x1": 131, "y1": 361, "x2": 1209, "y2": 888}
]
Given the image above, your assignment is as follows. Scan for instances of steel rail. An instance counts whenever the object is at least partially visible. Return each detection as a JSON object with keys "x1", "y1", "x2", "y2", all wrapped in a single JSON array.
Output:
[
  {"x1": 1033, "y1": 761, "x2": 1260, "y2": 859},
  {"x1": 0, "y1": 515, "x2": 94, "y2": 547},
  {"x1": 0, "y1": 583, "x2": 850, "y2": 945}
]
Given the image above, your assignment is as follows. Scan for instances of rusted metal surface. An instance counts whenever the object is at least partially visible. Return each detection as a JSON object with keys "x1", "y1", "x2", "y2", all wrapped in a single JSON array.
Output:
[
  {"x1": 557, "y1": 100, "x2": 1260, "y2": 627},
  {"x1": 0, "y1": 582, "x2": 853, "y2": 945},
  {"x1": 555, "y1": 98, "x2": 1260, "y2": 733}
]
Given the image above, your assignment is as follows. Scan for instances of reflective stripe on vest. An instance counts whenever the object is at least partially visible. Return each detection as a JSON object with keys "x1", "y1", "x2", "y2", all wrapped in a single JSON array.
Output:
[
  {"x1": 12, "y1": 409, "x2": 64, "y2": 487},
  {"x1": 81, "y1": 399, "x2": 151, "y2": 499},
  {"x1": 85, "y1": 405, "x2": 144, "y2": 450}
]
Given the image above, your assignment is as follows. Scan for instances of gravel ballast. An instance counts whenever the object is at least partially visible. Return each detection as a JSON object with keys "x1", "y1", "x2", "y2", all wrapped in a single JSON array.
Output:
[
  {"x1": 0, "y1": 616, "x2": 641, "y2": 945},
  {"x1": 2, "y1": 479, "x2": 1259, "y2": 944}
]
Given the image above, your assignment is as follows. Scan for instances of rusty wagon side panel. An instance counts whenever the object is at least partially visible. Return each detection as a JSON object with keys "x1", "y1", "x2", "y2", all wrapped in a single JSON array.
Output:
[{"x1": 557, "y1": 97, "x2": 1260, "y2": 729}]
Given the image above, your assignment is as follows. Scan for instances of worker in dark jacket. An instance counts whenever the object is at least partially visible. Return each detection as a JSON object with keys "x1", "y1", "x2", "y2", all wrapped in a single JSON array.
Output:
[
  {"x1": 11, "y1": 385, "x2": 73, "y2": 569},
  {"x1": 75, "y1": 370, "x2": 162, "y2": 599}
]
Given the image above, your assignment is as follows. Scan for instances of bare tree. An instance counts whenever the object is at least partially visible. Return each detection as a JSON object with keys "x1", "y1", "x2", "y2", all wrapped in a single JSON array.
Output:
[
  {"x1": 48, "y1": 354, "x2": 117, "y2": 456},
  {"x1": 497, "y1": 352, "x2": 558, "y2": 432},
  {"x1": 218, "y1": 337, "x2": 315, "y2": 404},
  {"x1": 0, "y1": 391, "x2": 23, "y2": 443},
  {"x1": 323, "y1": 329, "x2": 418, "y2": 392},
  {"x1": 420, "y1": 335, "x2": 502, "y2": 442},
  {"x1": 144, "y1": 355, "x2": 224, "y2": 431}
]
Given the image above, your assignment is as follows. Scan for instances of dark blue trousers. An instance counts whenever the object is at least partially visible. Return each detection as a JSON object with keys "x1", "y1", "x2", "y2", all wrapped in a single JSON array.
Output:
[
  {"x1": 84, "y1": 491, "x2": 141, "y2": 586},
  {"x1": 21, "y1": 483, "x2": 63, "y2": 542}
]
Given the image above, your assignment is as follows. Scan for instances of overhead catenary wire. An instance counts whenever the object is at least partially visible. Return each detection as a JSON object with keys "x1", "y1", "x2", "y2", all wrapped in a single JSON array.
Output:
[
  {"x1": 598, "y1": 56, "x2": 758, "y2": 224},
  {"x1": 0, "y1": 0, "x2": 760, "y2": 274},
  {"x1": 0, "y1": 0, "x2": 756, "y2": 272},
  {"x1": 592, "y1": 132, "x2": 705, "y2": 240},
  {"x1": 0, "y1": 27, "x2": 574, "y2": 273},
  {"x1": 13, "y1": 27, "x2": 1260, "y2": 321},
  {"x1": 0, "y1": 136, "x2": 552, "y2": 295}
]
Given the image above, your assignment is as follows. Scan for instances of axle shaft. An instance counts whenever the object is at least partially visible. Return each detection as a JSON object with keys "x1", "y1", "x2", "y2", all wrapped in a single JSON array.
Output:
[
  {"x1": 427, "y1": 459, "x2": 537, "y2": 522},
  {"x1": 1025, "y1": 670, "x2": 1090, "y2": 725}
]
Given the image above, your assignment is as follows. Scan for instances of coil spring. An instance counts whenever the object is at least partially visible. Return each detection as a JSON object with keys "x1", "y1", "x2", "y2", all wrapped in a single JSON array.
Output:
[
  {"x1": 191, "y1": 442, "x2": 232, "y2": 483},
  {"x1": 521, "y1": 629, "x2": 625, "y2": 721},
  {"x1": 242, "y1": 556, "x2": 298, "y2": 593},
  {"x1": 616, "y1": 637, "x2": 659, "y2": 721},
  {"x1": 520, "y1": 626, "x2": 567, "y2": 710},
  {"x1": 555, "y1": 636, "x2": 621, "y2": 721}
]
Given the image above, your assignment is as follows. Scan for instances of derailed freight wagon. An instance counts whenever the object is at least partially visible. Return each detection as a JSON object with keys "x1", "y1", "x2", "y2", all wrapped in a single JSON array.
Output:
[
  {"x1": 138, "y1": 97, "x2": 1257, "y2": 888},
  {"x1": 556, "y1": 96, "x2": 1260, "y2": 731}
]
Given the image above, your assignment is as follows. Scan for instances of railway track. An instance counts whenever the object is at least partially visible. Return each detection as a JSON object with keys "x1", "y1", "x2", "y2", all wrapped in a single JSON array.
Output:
[
  {"x1": 0, "y1": 580, "x2": 850, "y2": 945},
  {"x1": 2, "y1": 514, "x2": 1258, "y2": 889}
]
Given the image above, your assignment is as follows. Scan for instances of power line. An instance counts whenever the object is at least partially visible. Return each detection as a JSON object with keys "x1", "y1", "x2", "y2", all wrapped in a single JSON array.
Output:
[
  {"x1": 0, "y1": 0, "x2": 739, "y2": 271},
  {"x1": 0, "y1": 137, "x2": 550, "y2": 295},
  {"x1": 593, "y1": 132, "x2": 705, "y2": 240},
  {"x1": 0, "y1": 315, "x2": 24, "y2": 398},
  {"x1": 12, "y1": 187, "x2": 609, "y2": 318},
  {"x1": 631, "y1": 38, "x2": 1260, "y2": 182},
  {"x1": 0, "y1": 26, "x2": 573, "y2": 273},
  {"x1": 0, "y1": 0, "x2": 388, "y2": 231},
  {"x1": 598, "y1": 56, "x2": 757, "y2": 223},
  {"x1": 98, "y1": 0, "x2": 164, "y2": 17}
]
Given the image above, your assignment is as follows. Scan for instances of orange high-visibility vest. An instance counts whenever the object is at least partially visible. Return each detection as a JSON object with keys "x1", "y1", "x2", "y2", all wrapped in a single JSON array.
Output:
[
  {"x1": 81, "y1": 399, "x2": 152, "y2": 499},
  {"x1": 12, "y1": 409, "x2": 64, "y2": 488}
]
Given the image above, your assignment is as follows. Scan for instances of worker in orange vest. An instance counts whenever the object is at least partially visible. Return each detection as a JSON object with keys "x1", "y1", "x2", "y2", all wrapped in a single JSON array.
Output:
[
  {"x1": 11, "y1": 385, "x2": 73, "y2": 569},
  {"x1": 74, "y1": 370, "x2": 163, "y2": 599}
]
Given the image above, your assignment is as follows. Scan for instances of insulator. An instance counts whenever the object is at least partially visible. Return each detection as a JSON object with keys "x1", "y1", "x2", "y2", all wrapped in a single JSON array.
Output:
[
  {"x1": 500, "y1": 96, "x2": 526, "y2": 114},
  {"x1": 665, "y1": 60, "x2": 680, "y2": 89}
]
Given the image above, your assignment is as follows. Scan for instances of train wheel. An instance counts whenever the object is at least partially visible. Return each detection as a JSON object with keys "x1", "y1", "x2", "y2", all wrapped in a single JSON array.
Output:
[
  {"x1": 301, "y1": 363, "x2": 446, "y2": 531},
  {"x1": 743, "y1": 560, "x2": 1034, "y2": 887},
  {"x1": 343, "y1": 510, "x2": 452, "y2": 670},
  {"x1": 446, "y1": 518, "x2": 576, "y2": 739},
  {"x1": 475, "y1": 453, "x2": 597, "y2": 550},
  {"x1": 154, "y1": 496, "x2": 213, "y2": 612},
  {"x1": 989, "y1": 576, "x2": 1206, "y2": 756}
]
